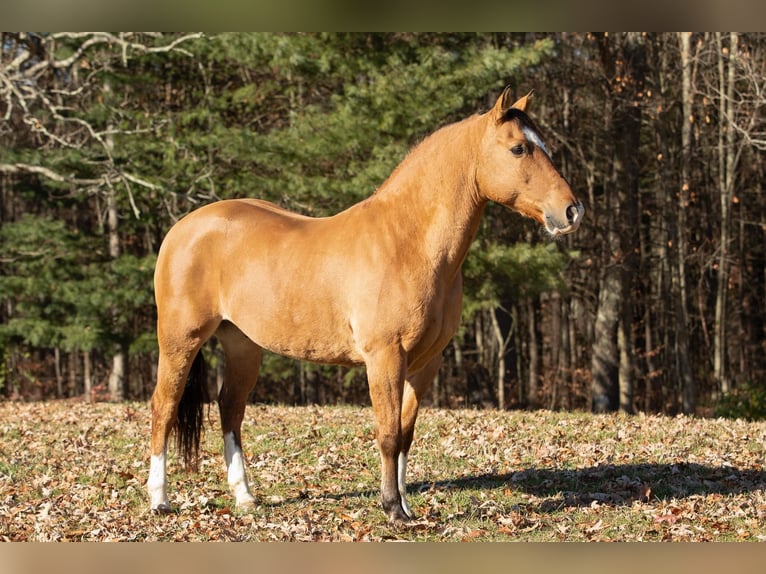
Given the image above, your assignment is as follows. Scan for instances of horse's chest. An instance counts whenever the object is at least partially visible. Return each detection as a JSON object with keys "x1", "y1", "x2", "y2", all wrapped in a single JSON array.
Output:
[{"x1": 400, "y1": 276, "x2": 463, "y2": 367}]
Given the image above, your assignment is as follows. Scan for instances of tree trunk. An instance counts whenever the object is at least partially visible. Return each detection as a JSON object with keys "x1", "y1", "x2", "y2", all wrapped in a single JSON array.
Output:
[
  {"x1": 83, "y1": 350, "x2": 92, "y2": 403},
  {"x1": 616, "y1": 33, "x2": 645, "y2": 413},
  {"x1": 591, "y1": 265, "x2": 621, "y2": 412},
  {"x1": 713, "y1": 32, "x2": 738, "y2": 396},
  {"x1": 591, "y1": 32, "x2": 645, "y2": 413},
  {"x1": 102, "y1": 79, "x2": 126, "y2": 403},
  {"x1": 450, "y1": 337, "x2": 464, "y2": 408},
  {"x1": 489, "y1": 306, "x2": 512, "y2": 410},
  {"x1": 677, "y1": 31, "x2": 696, "y2": 413},
  {"x1": 54, "y1": 347, "x2": 63, "y2": 398},
  {"x1": 68, "y1": 351, "x2": 77, "y2": 397},
  {"x1": 512, "y1": 305, "x2": 524, "y2": 405},
  {"x1": 526, "y1": 298, "x2": 541, "y2": 409},
  {"x1": 618, "y1": 301, "x2": 634, "y2": 413},
  {"x1": 106, "y1": 186, "x2": 126, "y2": 402},
  {"x1": 549, "y1": 291, "x2": 562, "y2": 410}
]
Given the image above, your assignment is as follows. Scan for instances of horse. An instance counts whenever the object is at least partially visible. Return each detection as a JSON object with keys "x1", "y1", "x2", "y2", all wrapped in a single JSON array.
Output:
[{"x1": 147, "y1": 87, "x2": 584, "y2": 523}]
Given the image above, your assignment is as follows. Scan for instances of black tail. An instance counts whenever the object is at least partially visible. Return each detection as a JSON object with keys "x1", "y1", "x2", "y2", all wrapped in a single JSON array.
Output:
[{"x1": 175, "y1": 352, "x2": 208, "y2": 471}]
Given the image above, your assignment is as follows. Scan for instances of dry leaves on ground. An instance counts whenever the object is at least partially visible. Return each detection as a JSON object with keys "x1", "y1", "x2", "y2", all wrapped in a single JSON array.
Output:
[{"x1": 1, "y1": 401, "x2": 765, "y2": 541}]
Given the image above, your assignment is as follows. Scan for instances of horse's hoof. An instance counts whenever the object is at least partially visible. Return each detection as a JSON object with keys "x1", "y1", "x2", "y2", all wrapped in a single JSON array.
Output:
[
  {"x1": 235, "y1": 497, "x2": 257, "y2": 510},
  {"x1": 151, "y1": 503, "x2": 172, "y2": 514},
  {"x1": 387, "y1": 508, "x2": 412, "y2": 525}
]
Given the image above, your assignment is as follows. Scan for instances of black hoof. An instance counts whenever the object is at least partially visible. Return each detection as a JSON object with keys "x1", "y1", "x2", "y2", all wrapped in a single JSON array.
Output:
[
  {"x1": 151, "y1": 503, "x2": 173, "y2": 515},
  {"x1": 386, "y1": 506, "x2": 412, "y2": 524}
]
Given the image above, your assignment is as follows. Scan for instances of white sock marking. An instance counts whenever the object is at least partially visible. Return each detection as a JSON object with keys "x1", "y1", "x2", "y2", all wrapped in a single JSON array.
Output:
[
  {"x1": 148, "y1": 451, "x2": 169, "y2": 510},
  {"x1": 398, "y1": 451, "x2": 414, "y2": 518},
  {"x1": 224, "y1": 432, "x2": 255, "y2": 507}
]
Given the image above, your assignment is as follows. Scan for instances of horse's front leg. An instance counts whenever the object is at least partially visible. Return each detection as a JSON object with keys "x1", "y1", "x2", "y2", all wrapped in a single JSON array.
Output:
[
  {"x1": 399, "y1": 355, "x2": 442, "y2": 519},
  {"x1": 366, "y1": 346, "x2": 409, "y2": 523}
]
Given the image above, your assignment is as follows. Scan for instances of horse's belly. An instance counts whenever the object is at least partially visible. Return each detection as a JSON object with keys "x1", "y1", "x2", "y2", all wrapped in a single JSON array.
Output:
[
  {"x1": 226, "y1": 298, "x2": 363, "y2": 366},
  {"x1": 262, "y1": 334, "x2": 364, "y2": 367}
]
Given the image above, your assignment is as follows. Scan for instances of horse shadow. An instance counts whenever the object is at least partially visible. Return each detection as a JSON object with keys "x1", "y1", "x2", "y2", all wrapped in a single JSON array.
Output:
[
  {"x1": 407, "y1": 462, "x2": 766, "y2": 513},
  {"x1": 273, "y1": 462, "x2": 766, "y2": 514}
]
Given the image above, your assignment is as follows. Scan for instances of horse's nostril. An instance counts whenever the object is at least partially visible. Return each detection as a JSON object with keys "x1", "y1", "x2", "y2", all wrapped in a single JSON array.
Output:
[
  {"x1": 564, "y1": 201, "x2": 583, "y2": 226},
  {"x1": 566, "y1": 204, "x2": 578, "y2": 224}
]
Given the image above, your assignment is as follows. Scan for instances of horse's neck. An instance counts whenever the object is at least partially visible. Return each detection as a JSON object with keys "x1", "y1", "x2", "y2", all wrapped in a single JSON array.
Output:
[{"x1": 363, "y1": 115, "x2": 487, "y2": 275}]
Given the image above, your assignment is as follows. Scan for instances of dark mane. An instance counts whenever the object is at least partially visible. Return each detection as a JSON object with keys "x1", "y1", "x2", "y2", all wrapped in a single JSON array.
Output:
[{"x1": 498, "y1": 107, "x2": 537, "y2": 131}]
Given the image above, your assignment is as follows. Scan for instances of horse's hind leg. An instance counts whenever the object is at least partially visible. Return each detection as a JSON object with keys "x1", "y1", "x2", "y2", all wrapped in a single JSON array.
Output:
[
  {"x1": 148, "y1": 351, "x2": 191, "y2": 512},
  {"x1": 148, "y1": 326, "x2": 214, "y2": 512},
  {"x1": 399, "y1": 355, "x2": 442, "y2": 519},
  {"x1": 216, "y1": 322, "x2": 263, "y2": 508}
]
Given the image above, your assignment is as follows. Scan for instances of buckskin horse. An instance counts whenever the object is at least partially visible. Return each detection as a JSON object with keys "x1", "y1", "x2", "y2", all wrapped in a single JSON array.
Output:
[{"x1": 148, "y1": 87, "x2": 584, "y2": 522}]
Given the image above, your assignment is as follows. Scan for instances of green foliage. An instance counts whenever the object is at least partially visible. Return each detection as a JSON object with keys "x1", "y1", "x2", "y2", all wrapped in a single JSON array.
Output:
[
  {"x1": 0, "y1": 32, "x2": 563, "y2": 400},
  {"x1": 242, "y1": 35, "x2": 554, "y2": 215},
  {"x1": 713, "y1": 383, "x2": 766, "y2": 421},
  {"x1": 260, "y1": 352, "x2": 300, "y2": 385},
  {"x1": 1, "y1": 215, "x2": 92, "y2": 349},
  {"x1": 0, "y1": 214, "x2": 155, "y2": 354},
  {"x1": 463, "y1": 241, "x2": 573, "y2": 316}
]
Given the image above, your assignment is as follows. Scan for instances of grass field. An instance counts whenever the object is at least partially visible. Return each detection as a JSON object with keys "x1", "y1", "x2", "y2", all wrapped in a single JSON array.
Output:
[{"x1": 1, "y1": 400, "x2": 765, "y2": 541}]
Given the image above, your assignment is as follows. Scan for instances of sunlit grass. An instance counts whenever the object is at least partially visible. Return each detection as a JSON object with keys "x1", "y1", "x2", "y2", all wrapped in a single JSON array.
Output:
[{"x1": 1, "y1": 401, "x2": 765, "y2": 541}]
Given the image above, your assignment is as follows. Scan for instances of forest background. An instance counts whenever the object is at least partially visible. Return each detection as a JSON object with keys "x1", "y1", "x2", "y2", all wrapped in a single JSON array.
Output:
[{"x1": 1, "y1": 32, "x2": 764, "y2": 418}]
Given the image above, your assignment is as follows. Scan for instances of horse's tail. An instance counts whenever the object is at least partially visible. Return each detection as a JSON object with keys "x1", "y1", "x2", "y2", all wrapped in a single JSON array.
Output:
[{"x1": 175, "y1": 352, "x2": 208, "y2": 472}]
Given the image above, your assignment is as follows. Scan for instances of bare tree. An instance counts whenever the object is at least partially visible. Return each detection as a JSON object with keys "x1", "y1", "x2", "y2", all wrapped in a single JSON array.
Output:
[
  {"x1": 677, "y1": 31, "x2": 696, "y2": 413},
  {"x1": 1, "y1": 32, "x2": 201, "y2": 400}
]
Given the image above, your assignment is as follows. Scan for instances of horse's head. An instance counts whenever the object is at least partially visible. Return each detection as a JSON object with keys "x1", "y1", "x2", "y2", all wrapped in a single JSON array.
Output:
[{"x1": 476, "y1": 87, "x2": 584, "y2": 237}]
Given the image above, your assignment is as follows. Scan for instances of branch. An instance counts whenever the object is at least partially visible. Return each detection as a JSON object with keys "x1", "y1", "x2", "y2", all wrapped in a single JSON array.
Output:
[
  {"x1": 0, "y1": 162, "x2": 102, "y2": 186},
  {"x1": 120, "y1": 171, "x2": 160, "y2": 191},
  {"x1": 0, "y1": 162, "x2": 162, "y2": 200},
  {"x1": 1, "y1": 32, "x2": 202, "y2": 139},
  {"x1": 1, "y1": 33, "x2": 201, "y2": 219},
  {"x1": 24, "y1": 33, "x2": 205, "y2": 75}
]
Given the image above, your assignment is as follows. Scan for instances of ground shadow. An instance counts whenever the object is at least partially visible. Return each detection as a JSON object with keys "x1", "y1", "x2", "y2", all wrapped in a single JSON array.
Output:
[
  {"x1": 273, "y1": 462, "x2": 766, "y2": 513},
  {"x1": 407, "y1": 462, "x2": 766, "y2": 512}
]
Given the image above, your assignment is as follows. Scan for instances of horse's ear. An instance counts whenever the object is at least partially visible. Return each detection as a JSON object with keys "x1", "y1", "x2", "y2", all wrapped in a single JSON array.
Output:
[
  {"x1": 492, "y1": 87, "x2": 533, "y2": 121},
  {"x1": 511, "y1": 90, "x2": 534, "y2": 112}
]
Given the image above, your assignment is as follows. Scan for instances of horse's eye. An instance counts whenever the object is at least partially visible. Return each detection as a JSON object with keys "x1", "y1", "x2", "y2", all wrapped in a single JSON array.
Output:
[{"x1": 510, "y1": 144, "x2": 526, "y2": 157}]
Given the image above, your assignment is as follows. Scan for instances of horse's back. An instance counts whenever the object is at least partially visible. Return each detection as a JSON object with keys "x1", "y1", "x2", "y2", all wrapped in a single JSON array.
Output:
[
  {"x1": 176, "y1": 198, "x2": 314, "y2": 231},
  {"x1": 217, "y1": 198, "x2": 315, "y2": 221}
]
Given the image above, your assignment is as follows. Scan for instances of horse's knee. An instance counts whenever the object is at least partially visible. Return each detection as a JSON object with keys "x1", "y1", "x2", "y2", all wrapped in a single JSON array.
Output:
[{"x1": 375, "y1": 429, "x2": 402, "y2": 459}]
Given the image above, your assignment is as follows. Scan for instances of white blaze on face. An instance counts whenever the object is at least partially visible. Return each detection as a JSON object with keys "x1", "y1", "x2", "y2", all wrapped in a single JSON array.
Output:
[
  {"x1": 522, "y1": 125, "x2": 551, "y2": 158},
  {"x1": 224, "y1": 432, "x2": 256, "y2": 507}
]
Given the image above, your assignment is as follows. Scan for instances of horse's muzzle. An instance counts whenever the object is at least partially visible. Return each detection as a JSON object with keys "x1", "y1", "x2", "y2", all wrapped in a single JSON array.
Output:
[{"x1": 546, "y1": 200, "x2": 584, "y2": 236}]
